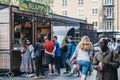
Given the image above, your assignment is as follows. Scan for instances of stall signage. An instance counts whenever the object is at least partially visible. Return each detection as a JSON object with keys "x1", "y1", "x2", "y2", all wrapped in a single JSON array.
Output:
[
  {"x1": 36, "y1": 0, "x2": 54, "y2": 5},
  {"x1": 19, "y1": 0, "x2": 49, "y2": 14}
]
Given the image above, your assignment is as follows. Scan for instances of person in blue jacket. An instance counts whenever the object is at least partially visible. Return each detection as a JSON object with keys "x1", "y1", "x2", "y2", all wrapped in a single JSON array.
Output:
[{"x1": 65, "y1": 36, "x2": 76, "y2": 74}]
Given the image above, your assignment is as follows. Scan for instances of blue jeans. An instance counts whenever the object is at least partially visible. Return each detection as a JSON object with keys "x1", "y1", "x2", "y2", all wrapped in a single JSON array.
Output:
[{"x1": 78, "y1": 60, "x2": 90, "y2": 75}]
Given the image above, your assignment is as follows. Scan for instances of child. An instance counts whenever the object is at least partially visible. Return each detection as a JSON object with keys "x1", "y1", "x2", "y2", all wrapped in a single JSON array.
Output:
[{"x1": 68, "y1": 59, "x2": 80, "y2": 77}]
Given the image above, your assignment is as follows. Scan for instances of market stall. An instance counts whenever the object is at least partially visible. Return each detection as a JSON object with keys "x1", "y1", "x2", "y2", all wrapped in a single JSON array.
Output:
[{"x1": 0, "y1": 2, "x2": 51, "y2": 76}]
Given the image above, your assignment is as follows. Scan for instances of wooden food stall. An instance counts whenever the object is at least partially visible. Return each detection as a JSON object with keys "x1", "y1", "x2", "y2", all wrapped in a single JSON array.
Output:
[{"x1": 0, "y1": 1, "x2": 51, "y2": 76}]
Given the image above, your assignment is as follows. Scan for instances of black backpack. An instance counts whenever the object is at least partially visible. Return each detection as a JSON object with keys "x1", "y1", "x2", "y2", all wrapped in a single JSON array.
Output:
[{"x1": 34, "y1": 43, "x2": 44, "y2": 57}]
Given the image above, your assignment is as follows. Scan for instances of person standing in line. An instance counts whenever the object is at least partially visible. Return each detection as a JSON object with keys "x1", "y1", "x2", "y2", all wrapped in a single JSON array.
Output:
[
  {"x1": 44, "y1": 36, "x2": 56, "y2": 75},
  {"x1": 94, "y1": 34, "x2": 105, "y2": 54},
  {"x1": 26, "y1": 39, "x2": 35, "y2": 77},
  {"x1": 93, "y1": 38, "x2": 119, "y2": 80},
  {"x1": 53, "y1": 36, "x2": 61, "y2": 75},
  {"x1": 66, "y1": 36, "x2": 76, "y2": 75},
  {"x1": 63, "y1": 36, "x2": 76, "y2": 75},
  {"x1": 108, "y1": 37, "x2": 120, "y2": 51},
  {"x1": 70, "y1": 36, "x2": 93, "y2": 80},
  {"x1": 20, "y1": 40, "x2": 32, "y2": 77},
  {"x1": 61, "y1": 39, "x2": 68, "y2": 70},
  {"x1": 32, "y1": 39, "x2": 45, "y2": 79}
]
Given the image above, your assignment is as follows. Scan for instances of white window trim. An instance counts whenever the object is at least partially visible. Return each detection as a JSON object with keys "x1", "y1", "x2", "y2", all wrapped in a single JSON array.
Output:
[{"x1": 92, "y1": 0, "x2": 98, "y2": 3}]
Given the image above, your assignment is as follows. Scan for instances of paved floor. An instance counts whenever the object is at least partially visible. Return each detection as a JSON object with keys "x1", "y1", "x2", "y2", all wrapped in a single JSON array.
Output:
[{"x1": 0, "y1": 68, "x2": 120, "y2": 80}]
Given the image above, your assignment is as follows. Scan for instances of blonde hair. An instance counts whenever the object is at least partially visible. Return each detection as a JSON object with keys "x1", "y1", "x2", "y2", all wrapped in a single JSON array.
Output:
[{"x1": 79, "y1": 36, "x2": 92, "y2": 52}]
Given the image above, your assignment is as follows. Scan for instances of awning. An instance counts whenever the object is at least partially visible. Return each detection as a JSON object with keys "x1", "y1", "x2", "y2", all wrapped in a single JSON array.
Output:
[
  {"x1": 0, "y1": 4, "x2": 8, "y2": 10},
  {"x1": 50, "y1": 14, "x2": 86, "y2": 26}
]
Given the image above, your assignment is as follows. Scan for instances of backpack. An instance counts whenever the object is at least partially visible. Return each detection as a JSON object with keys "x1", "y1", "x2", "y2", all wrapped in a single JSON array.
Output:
[
  {"x1": 71, "y1": 43, "x2": 76, "y2": 55},
  {"x1": 67, "y1": 41, "x2": 76, "y2": 59},
  {"x1": 34, "y1": 43, "x2": 44, "y2": 57}
]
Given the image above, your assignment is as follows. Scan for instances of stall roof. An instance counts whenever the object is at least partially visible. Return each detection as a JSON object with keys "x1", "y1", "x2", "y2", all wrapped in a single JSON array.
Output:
[
  {"x1": 0, "y1": 4, "x2": 8, "y2": 10},
  {"x1": 50, "y1": 13, "x2": 87, "y2": 26}
]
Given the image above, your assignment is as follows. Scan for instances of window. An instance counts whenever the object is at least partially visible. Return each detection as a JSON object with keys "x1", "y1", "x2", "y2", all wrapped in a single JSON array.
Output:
[
  {"x1": 92, "y1": 21, "x2": 98, "y2": 26},
  {"x1": 78, "y1": 0, "x2": 84, "y2": 4},
  {"x1": 92, "y1": 8, "x2": 98, "y2": 14},
  {"x1": 104, "y1": 7, "x2": 114, "y2": 18},
  {"x1": 104, "y1": 20, "x2": 114, "y2": 31},
  {"x1": 62, "y1": 0, "x2": 67, "y2": 6},
  {"x1": 103, "y1": 0, "x2": 114, "y2": 5},
  {"x1": 14, "y1": 14, "x2": 33, "y2": 49},
  {"x1": 78, "y1": 8, "x2": 84, "y2": 16},
  {"x1": 62, "y1": 10, "x2": 67, "y2": 16}
]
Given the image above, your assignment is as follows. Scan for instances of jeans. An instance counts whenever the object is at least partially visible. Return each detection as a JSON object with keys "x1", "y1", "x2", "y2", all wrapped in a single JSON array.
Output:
[
  {"x1": 55, "y1": 56, "x2": 61, "y2": 74},
  {"x1": 35, "y1": 56, "x2": 44, "y2": 76},
  {"x1": 78, "y1": 60, "x2": 90, "y2": 75}
]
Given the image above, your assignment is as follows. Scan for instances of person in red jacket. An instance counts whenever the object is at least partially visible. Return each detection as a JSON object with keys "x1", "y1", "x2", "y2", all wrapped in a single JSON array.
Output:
[{"x1": 44, "y1": 36, "x2": 56, "y2": 76}]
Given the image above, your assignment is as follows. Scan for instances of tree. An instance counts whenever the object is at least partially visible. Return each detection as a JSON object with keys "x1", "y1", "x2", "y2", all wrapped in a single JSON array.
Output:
[
  {"x1": 34, "y1": 0, "x2": 54, "y2": 13},
  {"x1": 0, "y1": 0, "x2": 11, "y2": 5}
]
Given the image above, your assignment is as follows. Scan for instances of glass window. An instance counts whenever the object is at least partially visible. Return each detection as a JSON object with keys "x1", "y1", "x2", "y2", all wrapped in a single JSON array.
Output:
[
  {"x1": 92, "y1": 8, "x2": 98, "y2": 14},
  {"x1": 62, "y1": 0, "x2": 67, "y2": 6},
  {"x1": 95, "y1": 22, "x2": 98, "y2": 26},
  {"x1": 78, "y1": 0, "x2": 84, "y2": 4},
  {"x1": 92, "y1": 21, "x2": 98, "y2": 26},
  {"x1": 103, "y1": 0, "x2": 114, "y2": 5},
  {"x1": 62, "y1": 10, "x2": 67, "y2": 16},
  {"x1": 104, "y1": 7, "x2": 114, "y2": 18},
  {"x1": 92, "y1": 9, "x2": 94, "y2": 14},
  {"x1": 104, "y1": 20, "x2": 114, "y2": 31},
  {"x1": 95, "y1": 9, "x2": 98, "y2": 13},
  {"x1": 78, "y1": 8, "x2": 84, "y2": 16}
]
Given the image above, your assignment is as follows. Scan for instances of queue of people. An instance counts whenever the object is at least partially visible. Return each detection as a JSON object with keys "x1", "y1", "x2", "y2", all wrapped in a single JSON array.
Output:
[{"x1": 19, "y1": 34, "x2": 120, "y2": 80}]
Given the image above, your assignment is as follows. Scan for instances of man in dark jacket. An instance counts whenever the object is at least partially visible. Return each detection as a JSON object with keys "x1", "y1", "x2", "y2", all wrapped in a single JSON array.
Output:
[
  {"x1": 93, "y1": 38, "x2": 119, "y2": 80},
  {"x1": 32, "y1": 39, "x2": 45, "y2": 79}
]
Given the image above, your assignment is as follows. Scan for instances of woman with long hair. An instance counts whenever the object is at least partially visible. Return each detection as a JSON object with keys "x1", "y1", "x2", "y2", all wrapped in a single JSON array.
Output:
[{"x1": 70, "y1": 36, "x2": 93, "y2": 80}]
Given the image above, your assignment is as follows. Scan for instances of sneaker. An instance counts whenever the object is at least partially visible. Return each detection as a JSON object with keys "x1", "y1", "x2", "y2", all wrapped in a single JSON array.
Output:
[
  {"x1": 57, "y1": 74, "x2": 60, "y2": 76},
  {"x1": 39, "y1": 76, "x2": 45, "y2": 79},
  {"x1": 54, "y1": 72, "x2": 58, "y2": 75},
  {"x1": 28, "y1": 73, "x2": 34, "y2": 77},
  {"x1": 32, "y1": 76, "x2": 39, "y2": 79},
  {"x1": 24, "y1": 74, "x2": 29, "y2": 77},
  {"x1": 21, "y1": 74, "x2": 26, "y2": 77},
  {"x1": 48, "y1": 73, "x2": 53, "y2": 76}
]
